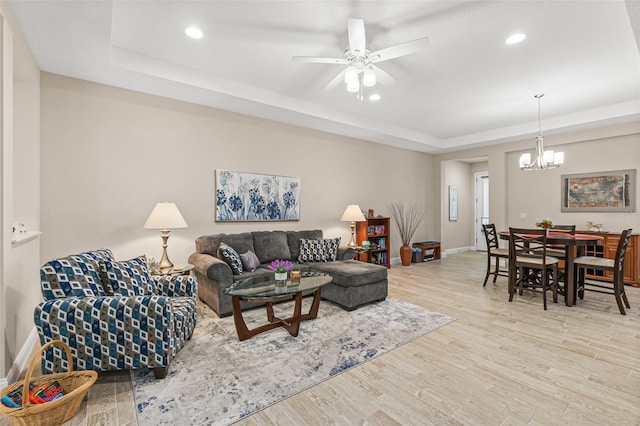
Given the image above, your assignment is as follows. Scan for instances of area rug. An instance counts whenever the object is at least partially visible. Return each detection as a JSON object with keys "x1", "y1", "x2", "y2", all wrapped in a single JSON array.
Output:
[{"x1": 132, "y1": 298, "x2": 454, "y2": 425}]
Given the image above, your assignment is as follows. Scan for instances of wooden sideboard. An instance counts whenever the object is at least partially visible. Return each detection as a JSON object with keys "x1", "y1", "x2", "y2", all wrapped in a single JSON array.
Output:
[{"x1": 578, "y1": 230, "x2": 639, "y2": 287}]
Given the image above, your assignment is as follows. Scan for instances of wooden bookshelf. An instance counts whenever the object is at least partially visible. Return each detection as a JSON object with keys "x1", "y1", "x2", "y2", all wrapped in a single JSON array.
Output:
[{"x1": 356, "y1": 217, "x2": 391, "y2": 268}]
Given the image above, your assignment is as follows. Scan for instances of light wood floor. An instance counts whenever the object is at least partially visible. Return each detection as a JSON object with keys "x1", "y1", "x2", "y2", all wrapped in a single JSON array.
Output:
[{"x1": 4, "y1": 251, "x2": 639, "y2": 425}]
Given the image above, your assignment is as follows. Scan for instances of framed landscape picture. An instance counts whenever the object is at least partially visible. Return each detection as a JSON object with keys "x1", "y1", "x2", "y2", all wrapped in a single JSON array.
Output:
[
  {"x1": 561, "y1": 169, "x2": 636, "y2": 212},
  {"x1": 215, "y1": 170, "x2": 301, "y2": 221}
]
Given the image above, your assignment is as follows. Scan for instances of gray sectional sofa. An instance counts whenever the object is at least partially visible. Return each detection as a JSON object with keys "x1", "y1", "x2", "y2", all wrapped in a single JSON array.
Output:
[{"x1": 188, "y1": 229, "x2": 388, "y2": 317}]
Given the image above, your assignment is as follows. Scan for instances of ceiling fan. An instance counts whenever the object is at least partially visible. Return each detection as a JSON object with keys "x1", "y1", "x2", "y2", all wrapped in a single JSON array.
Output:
[{"x1": 292, "y1": 18, "x2": 429, "y2": 100}]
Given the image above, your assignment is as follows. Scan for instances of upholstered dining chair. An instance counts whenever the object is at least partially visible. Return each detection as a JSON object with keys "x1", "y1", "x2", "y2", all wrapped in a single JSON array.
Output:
[
  {"x1": 508, "y1": 227, "x2": 559, "y2": 310},
  {"x1": 574, "y1": 228, "x2": 633, "y2": 315},
  {"x1": 481, "y1": 224, "x2": 509, "y2": 286}
]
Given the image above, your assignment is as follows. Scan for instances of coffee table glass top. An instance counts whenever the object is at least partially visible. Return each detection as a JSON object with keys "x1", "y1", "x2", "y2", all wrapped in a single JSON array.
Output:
[{"x1": 225, "y1": 272, "x2": 332, "y2": 300}]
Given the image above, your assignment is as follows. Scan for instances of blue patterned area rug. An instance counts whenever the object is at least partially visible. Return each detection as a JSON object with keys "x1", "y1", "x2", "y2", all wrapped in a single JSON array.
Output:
[{"x1": 132, "y1": 297, "x2": 454, "y2": 425}]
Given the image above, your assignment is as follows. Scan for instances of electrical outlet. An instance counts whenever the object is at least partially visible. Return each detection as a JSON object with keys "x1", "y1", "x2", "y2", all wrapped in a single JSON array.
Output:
[{"x1": 520, "y1": 213, "x2": 527, "y2": 219}]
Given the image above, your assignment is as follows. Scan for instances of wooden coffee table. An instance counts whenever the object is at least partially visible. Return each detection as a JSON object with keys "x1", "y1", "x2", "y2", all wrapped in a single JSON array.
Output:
[{"x1": 224, "y1": 272, "x2": 332, "y2": 341}]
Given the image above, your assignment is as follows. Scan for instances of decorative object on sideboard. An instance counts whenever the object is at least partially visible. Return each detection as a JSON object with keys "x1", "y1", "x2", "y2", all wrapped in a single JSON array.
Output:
[
  {"x1": 586, "y1": 221, "x2": 603, "y2": 232},
  {"x1": 143, "y1": 202, "x2": 188, "y2": 274},
  {"x1": 341, "y1": 204, "x2": 366, "y2": 247},
  {"x1": 519, "y1": 93, "x2": 565, "y2": 171},
  {"x1": 387, "y1": 202, "x2": 427, "y2": 266}
]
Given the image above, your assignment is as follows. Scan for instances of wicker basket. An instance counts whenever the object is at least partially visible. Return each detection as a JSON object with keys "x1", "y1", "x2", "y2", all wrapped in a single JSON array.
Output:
[{"x1": 0, "y1": 340, "x2": 98, "y2": 426}]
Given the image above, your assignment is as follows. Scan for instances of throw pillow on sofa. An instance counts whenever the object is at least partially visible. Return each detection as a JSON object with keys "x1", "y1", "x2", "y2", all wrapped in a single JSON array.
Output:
[
  {"x1": 218, "y1": 242, "x2": 243, "y2": 275},
  {"x1": 240, "y1": 250, "x2": 261, "y2": 272},
  {"x1": 323, "y1": 237, "x2": 341, "y2": 261},
  {"x1": 299, "y1": 238, "x2": 339, "y2": 262},
  {"x1": 101, "y1": 256, "x2": 155, "y2": 296}
]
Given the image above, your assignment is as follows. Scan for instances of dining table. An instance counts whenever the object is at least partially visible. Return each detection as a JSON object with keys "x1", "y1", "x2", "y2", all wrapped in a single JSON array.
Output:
[{"x1": 499, "y1": 230, "x2": 603, "y2": 306}]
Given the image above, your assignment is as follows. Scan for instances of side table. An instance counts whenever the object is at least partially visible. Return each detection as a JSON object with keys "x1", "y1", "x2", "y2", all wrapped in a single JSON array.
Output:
[{"x1": 152, "y1": 264, "x2": 194, "y2": 276}]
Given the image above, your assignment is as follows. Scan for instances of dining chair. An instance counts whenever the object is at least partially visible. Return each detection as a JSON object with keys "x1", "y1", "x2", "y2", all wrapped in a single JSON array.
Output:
[
  {"x1": 540, "y1": 225, "x2": 576, "y2": 294},
  {"x1": 508, "y1": 227, "x2": 559, "y2": 310},
  {"x1": 574, "y1": 228, "x2": 633, "y2": 315},
  {"x1": 481, "y1": 224, "x2": 509, "y2": 286}
]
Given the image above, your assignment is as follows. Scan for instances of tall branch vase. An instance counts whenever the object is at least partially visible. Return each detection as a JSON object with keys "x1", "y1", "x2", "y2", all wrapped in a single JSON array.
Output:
[{"x1": 400, "y1": 244, "x2": 412, "y2": 266}]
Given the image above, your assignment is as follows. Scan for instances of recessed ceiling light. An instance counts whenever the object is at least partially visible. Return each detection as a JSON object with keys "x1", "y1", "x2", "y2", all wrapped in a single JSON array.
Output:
[
  {"x1": 185, "y1": 26, "x2": 204, "y2": 40},
  {"x1": 505, "y1": 33, "x2": 526, "y2": 45},
  {"x1": 369, "y1": 94, "x2": 381, "y2": 101}
]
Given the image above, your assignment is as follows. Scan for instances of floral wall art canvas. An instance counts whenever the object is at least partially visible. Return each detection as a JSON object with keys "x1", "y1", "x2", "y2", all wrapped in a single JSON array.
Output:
[
  {"x1": 561, "y1": 169, "x2": 636, "y2": 212},
  {"x1": 215, "y1": 170, "x2": 300, "y2": 221}
]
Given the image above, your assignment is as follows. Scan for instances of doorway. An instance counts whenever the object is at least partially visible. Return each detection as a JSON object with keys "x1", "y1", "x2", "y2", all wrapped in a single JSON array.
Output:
[{"x1": 475, "y1": 172, "x2": 489, "y2": 250}]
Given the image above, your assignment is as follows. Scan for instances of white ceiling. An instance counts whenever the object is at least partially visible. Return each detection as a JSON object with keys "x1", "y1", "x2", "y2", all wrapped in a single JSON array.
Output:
[{"x1": 8, "y1": 1, "x2": 640, "y2": 154}]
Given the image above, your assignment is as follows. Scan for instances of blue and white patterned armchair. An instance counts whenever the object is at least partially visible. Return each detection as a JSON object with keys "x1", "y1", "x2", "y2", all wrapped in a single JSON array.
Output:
[{"x1": 34, "y1": 249, "x2": 197, "y2": 379}]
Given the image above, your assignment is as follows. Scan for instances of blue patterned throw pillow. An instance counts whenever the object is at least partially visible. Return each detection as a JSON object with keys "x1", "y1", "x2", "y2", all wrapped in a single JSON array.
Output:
[
  {"x1": 218, "y1": 243, "x2": 243, "y2": 275},
  {"x1": 323, "y1": 237, "x2": 341, "y2": 261},
  {"x1": 298, "y1": 237, "x2": 342, "y2": 262},
  {"x1": 101, "y1": 256, "x2": 155, "y2": 296}
]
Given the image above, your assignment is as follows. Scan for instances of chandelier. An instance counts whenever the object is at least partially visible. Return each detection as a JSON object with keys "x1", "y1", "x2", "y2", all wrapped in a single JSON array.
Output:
[{"x1": 519, "y1": 94, "x2": 564, "y2": 171}]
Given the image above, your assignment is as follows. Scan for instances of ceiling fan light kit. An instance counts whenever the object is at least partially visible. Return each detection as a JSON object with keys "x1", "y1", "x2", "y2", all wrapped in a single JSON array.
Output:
[
  {"x1": 292, "y1": 18, "x2": 428, "y2": 100},
  {"x1": 519, "y1": 94, "x2": 565, "y2": 171}
]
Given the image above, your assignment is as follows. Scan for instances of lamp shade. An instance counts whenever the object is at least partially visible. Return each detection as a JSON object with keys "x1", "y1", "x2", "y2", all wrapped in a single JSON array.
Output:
[
  {"x1": 341, "y1": 204, "x2": 366, "y2": 222},
  {"x1": 143, "y1": 202, "x2": 188, "y2": 229}
]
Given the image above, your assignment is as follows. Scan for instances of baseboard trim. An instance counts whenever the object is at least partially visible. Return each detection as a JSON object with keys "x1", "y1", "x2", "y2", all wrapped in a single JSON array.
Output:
[
  {"x1": 445, "y1": 246, "x2": 474, "y2": 256},
  {"x1": 4, "y1": 328, "x2": 38, "y2": 386}
]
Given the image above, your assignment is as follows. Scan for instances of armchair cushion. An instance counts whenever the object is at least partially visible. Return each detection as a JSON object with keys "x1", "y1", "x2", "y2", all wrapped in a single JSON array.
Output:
[
  {"x1": 100, "y1": 256, "x2": 155, "y2": 296},
  {"x1": 40, "y1": 258, "x2": 105, "y2": 300},
  {"x1": 154, "y1": 274, "x2": 198, "y2": 298}
]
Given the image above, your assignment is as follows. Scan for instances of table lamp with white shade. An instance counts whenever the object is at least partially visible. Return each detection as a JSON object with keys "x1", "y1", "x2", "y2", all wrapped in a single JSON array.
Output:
[
  {"x1": 143, "y1": 202, "x2": 188, "y2": 273},
  {"x1": 340, "y1": 204, "x2": 366, "y2": 248}
]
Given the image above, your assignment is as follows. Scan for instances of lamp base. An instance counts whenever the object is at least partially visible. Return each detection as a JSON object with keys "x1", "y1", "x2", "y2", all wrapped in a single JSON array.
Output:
[
  {"x1": 347, "y1": 221, "x2": 358, "y2": 247},
  {"x1": 158, "y1": 230, "x2": 174, "y2": 273}
]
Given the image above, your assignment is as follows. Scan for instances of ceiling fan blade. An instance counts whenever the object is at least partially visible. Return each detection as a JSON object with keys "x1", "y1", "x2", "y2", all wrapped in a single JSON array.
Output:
[
  {"x1": 348, "y1": 18, "x2": 366, "y2": 54},
  {"x1": 324, "y1": 69, "x2": 346, "y2": 91},
  {"x1": 369, "y1": 36, "x2": 429, "y2": 63},
  {"x1": 371, "y1": 65, "x2": 395, "y2": 86},
  {"x1": 292, "y1": 56, "x2": 349, "y2": 64}
]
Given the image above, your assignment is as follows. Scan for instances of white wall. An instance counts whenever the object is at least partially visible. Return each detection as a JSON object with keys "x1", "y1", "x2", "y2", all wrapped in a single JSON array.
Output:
[
  {"x1": 506, "y1": 135, "x2": 640, "y2": 231},
  {"x1": 441, "y1": 160, "x2": 474, "y2": 251},
  {"x1": 40, "y1": 73, "x2": 437, "y2": 268},
  {"x1": 0, "y1": 3, "x2": 40, "y2": 381},
  {"x1": 435, "y1": 122, "x2": 640, "y2": 250}
]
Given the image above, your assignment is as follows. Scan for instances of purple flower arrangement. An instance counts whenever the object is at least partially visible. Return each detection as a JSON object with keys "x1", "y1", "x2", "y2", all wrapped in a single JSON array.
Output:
[{"x1": 268, "y1": 259, "x2": 293, "y2": 273}]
